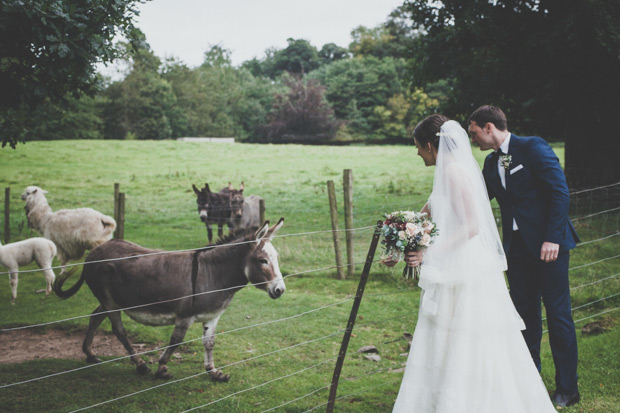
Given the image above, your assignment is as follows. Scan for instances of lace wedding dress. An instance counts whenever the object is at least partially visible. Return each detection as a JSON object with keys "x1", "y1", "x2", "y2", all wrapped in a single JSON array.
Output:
[{"x1": 393, "y1": 121, "x2": 555, "y2": 412}]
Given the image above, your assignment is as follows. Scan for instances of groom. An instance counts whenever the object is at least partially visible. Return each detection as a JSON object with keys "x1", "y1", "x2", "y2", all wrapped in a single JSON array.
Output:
[{"x1": 468, "y1": 105, "x2": 580, "y2": 407}]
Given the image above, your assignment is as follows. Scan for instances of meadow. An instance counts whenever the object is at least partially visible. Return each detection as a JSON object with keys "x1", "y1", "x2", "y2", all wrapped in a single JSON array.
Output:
[{"x1": 0, "y1": 140, "x2": 618, "y2": 412}]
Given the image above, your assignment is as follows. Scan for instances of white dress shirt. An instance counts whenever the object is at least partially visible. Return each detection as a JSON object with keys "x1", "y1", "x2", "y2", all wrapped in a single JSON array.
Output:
[{"x1": 496, "y1": 133, "x2": 519, "y2": 231}]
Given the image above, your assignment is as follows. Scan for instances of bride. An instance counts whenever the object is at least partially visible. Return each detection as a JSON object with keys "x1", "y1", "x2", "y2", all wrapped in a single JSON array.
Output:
[{"x1": 389, "y1": 115, "x2": 555, "y2": 412}]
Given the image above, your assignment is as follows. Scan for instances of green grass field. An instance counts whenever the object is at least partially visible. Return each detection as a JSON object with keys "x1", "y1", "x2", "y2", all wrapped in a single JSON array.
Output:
[{"x1": 0, "y1": 140, "x2": 618, "y2": 412}]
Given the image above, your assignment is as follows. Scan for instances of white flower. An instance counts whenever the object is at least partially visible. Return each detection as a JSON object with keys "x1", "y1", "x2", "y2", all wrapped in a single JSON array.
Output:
[
  {"x1": 405, "y1": 222, "x2": 419, "y2": 236},
  {"x1": 398, "y1": 231, "x2": 407, "y2": 240},
  {"x1": 420, "y1": 233, "x2": 431, "y2": 246},
  {"x1": 500, "y1": 154, "x2": 512, "y2": 171}
]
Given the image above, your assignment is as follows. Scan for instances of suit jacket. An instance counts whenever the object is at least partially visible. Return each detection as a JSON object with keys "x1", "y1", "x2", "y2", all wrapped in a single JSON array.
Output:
[{"x1": 482, "y1": 134, "x2": 580, "y2": 256}]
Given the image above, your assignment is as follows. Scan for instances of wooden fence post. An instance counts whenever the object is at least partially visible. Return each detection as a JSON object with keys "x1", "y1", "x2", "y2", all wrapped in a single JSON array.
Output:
[
  {"x1": 116, "y1": 192, "x2": 125, "y2": 240},
  {"x1": 327, "y1": 180, "x2": 344, "y2": 279},
  {"x1": 3, "y1": 187, "x2": 9, "y2": 244},
  {"x1": 259, "y1": 198, "x2": 266, "y2": 225},
  {"x1": 343, "y1": 169, "x2": 354, "y2": 277},
  {"x1": 113, "y1": 183, "x2": 120, "y2": 239},
  {"x1": 326, "y1": 221, "x2": 383, "y2": 412}
]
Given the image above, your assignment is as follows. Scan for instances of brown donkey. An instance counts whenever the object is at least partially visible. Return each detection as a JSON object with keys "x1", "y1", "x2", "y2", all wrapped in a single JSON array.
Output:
[
  {"x1": 54, "y1": 219, "x2": 285, "y2": 381},
  {"x1": 192, "y1": 183, "x2": 232, "y2": 242}
]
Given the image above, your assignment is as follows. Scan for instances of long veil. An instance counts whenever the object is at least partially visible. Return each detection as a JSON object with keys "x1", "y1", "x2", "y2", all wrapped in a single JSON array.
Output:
[
  {"x1": 393, "y1": 120, "x2": 552, "y2": 413},
  {"x1": 421, "y1": 120, "x2": 506, "y2": 285}
]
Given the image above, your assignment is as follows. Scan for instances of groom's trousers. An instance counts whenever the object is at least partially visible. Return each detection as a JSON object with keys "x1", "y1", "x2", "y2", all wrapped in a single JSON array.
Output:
[{"x1": 506, "y1": 230, "x2": 579, "y2": 395}]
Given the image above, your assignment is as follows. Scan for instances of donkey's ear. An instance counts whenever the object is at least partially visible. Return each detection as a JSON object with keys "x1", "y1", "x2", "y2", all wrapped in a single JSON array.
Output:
[
  {"x1": 228, "y1": 182, "x2": 234, "y2": 190},
  {"x1": 239, "y1": 181, "x2": 244, "y2": 192},
  {"x1": 267, "y1": 217, "x2": 284, "y2": 240},
  {"x1": 192, "y1": 184, "x2": 201, "y2": 196},
  {"x1": 254, "y1": 221, "x2": 270, "y2": 242},
  {"x1": 204, "y1": 183, "x2": 211, "y2": 193}
]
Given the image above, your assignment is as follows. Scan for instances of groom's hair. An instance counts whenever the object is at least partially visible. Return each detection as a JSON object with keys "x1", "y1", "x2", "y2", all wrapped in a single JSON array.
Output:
[
  {"x1": 468, "y1": 105, "x2": 508, "y2": 131},
  {"x1": 413, "y1": 114, "x2": 450, "y2": 148}
]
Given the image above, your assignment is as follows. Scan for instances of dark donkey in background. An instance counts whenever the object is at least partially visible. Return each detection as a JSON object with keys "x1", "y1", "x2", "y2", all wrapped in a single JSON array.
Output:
[
  {"x1": 193, "y1": 182, "x2": 260, "y2": 242},
  {"x1": 54, "y1": 219, "x2": 285, "y2": 382},
  {"x1": 192, "y1": 183, "x2": 232, "y2": 242}
]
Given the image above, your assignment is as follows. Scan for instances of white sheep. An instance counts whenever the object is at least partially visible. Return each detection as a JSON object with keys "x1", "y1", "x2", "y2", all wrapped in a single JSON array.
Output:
[
  {"x1": 0, "y1": 238, "x2": 57, "y2": 302},
  {"x1": 21, "y1": 186, "x2": 117, "y2": 274}
]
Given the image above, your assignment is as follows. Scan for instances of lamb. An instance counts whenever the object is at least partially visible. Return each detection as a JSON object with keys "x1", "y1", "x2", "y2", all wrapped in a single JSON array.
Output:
[
  {"x1": 21, "y1": 186, "x2": 117, "y2": 274},
  {"x1": 0, "y1": 237, "x2": 57, "y2": 302}
]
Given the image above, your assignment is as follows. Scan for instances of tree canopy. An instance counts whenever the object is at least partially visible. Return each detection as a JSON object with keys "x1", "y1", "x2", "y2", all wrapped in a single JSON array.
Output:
[
  {"x1": 0, "y1": 4, "x2": 452, "y2": 147},
  {"x1": 0, "y1": 0, "x2": 144, "y2": 148},
  {"x1": 391, "y1": 0, "x2": 620, "y2": 186}
]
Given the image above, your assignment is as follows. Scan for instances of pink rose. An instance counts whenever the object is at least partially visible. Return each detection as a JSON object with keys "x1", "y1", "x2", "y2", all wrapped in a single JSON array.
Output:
[
  {"x1": 420, "y1": 233, "x2": 431, "y2": 246},
  {"x1": 405, "y1": 222, "x2": 419, "y2": 236},
  {"x1": 423, "y1": 222, "x2": 434, "y2": 234}
]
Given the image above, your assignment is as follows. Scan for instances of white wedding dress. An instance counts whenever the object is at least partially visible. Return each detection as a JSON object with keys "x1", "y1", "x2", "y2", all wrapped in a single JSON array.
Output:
[{"x1": 393, "y1": 121, "x2": 555, "y2": 412}]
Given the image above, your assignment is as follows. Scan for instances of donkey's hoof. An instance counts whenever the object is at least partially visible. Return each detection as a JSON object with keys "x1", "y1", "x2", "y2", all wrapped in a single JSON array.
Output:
[
  {"x1": 86, "y1": 355, "x2": 102, "y2": 364},
  {"x1": 209, "y1": 370, "x2": 230, "y2": 382},
  {"x1": 154, "y1": 366, "x2": 173, "y2": 380},
  {"x1": 137, "y1": 363, "x2": 151, "y2": 375},
  {"x1": 155, "y1": 370, "x2": 173, "y2": 380}
]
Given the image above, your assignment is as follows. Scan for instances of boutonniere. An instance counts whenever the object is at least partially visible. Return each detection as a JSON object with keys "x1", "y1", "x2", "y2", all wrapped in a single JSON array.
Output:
[{"x1": 500, "y1": 154, "x2": 512, "y2": 171}]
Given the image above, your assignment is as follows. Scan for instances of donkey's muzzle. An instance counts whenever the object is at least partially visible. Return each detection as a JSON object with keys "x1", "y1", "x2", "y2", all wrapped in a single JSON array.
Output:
[{"x1": 268, "y1": 281, "x2": 286, "y2": 299}]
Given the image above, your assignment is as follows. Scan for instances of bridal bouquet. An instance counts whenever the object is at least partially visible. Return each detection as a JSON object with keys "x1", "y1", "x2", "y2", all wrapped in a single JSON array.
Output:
[{"x1": 380, "y1": 210, "x2": 438, "y2": 281}]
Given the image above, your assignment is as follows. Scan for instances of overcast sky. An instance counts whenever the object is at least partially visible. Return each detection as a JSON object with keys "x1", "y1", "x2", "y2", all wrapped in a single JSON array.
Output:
[{"x1": 103, "y1": 0, "x2": 404, "y2": 73}]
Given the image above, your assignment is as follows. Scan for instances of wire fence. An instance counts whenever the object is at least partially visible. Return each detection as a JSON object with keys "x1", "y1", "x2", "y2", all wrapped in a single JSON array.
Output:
[{"x1": 0, "y1": 182, "x2": 618, "y2": 411}]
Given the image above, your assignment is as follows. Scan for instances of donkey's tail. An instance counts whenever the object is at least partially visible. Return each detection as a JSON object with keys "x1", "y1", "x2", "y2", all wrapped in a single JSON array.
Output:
[{"x1": 53, "y1": 267, "x2": 85, "y2": 299}]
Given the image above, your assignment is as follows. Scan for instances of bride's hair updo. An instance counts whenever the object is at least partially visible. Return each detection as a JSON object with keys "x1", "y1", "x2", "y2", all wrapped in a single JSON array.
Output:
[{"x1": 413, "y1": 114, "x2": 450, "y2": 149}]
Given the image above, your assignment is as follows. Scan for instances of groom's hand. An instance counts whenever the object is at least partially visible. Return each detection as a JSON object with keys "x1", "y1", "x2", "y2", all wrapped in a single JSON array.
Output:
[{"x1": 540, "y1": 242, "x2": 560, "y2": 263}]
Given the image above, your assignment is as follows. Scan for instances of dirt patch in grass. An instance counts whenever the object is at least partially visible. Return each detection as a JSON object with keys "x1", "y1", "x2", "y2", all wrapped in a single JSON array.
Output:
[{"x1": 0, "y1": 329, "x2": 156, "y2": 364}]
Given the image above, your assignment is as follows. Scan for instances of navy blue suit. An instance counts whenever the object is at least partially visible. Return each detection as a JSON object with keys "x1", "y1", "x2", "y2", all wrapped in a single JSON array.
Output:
[{"x1": 482, "y1": 134, "x2": 580, "y2": 395}]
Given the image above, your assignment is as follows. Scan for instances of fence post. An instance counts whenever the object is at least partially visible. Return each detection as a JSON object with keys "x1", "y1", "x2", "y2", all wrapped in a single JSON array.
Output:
[
  {"x1": 113, "y1": 183, "x2": 120, "y2": 239},
  {"x1": 3, "y1": 187, "x2": 9, "y2": 244},
  {"x1": 326, "y1": 220, "x2": 382, "y2": 412},
  {"x1": 116, "y1": 192, "x2": 125, "y2": 240},
  {"x1": 327, "y1": 180, "x2": 345, "y2": 279},
  {"x1": 343, "y1": 169, "x2": 354, "y2": 278},
  {"x1": 259, "y1": 198, "x2": 266, "y2": 225}
]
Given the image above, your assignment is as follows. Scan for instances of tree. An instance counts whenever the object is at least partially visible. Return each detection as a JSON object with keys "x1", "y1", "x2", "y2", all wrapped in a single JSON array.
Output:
[
  {"x1": 392, "y1": 0, "x2": 620, "y2": 187},
  {"x1": 370, "y1": 89, "x2": 439, "y2": 142},
  {"x1": 242, "y1": 40, "x2": 325, "y2": 79},
  {"x1": 202, "y1": 44, "x2": 233, "y2": 68},
  {"x1": 26, "y1": 91, "x2": 106, "y2": 140},
  {"x1": 309, "y1": 56, "x2": 403, "y2": 136},
  {"x1": 103, "y1": 47, "x2": 186, "y2": 140},
  {"x1": 265, "y1": 75, "x2": 340, "y2": 143},
  {"x1": 0, "y1": 0, "x2": 144, "y2": 148},
  {"x1": 161, "y1": 56, "x2": 281, "y2": 141},
  {"x1": 271, "y1": 38, "x2": 321, "y2": 77},
  {"x1": 318, "y1": 43, "x2": 349, "y2": 64},
  {"x1": 349, "y1": 25, "x2": 403, "y2": 59}
]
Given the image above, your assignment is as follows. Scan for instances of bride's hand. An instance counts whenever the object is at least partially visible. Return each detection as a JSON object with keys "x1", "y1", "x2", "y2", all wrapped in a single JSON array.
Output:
[{"x1": 404, "y1": 251, "x2": 423, "y2": 267}]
